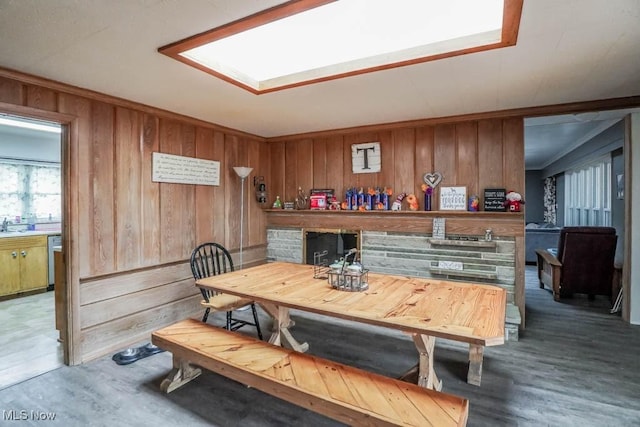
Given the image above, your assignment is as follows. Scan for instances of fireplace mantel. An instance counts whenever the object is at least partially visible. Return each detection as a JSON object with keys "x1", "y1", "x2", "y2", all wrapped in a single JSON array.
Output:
[{"x1": 265, "y1": 209, "x2": 524, "y2": 237}]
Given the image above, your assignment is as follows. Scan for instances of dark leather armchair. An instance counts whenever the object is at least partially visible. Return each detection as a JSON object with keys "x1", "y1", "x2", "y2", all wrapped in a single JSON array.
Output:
[{"x1": 535, "y1": 226, "x2": 617, "y2": 301}]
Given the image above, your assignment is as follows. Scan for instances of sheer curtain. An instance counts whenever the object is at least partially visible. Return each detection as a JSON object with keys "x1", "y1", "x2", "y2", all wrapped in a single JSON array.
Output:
[{"x1": 0, "y1": 161, "x2": 61, "y2": 221}]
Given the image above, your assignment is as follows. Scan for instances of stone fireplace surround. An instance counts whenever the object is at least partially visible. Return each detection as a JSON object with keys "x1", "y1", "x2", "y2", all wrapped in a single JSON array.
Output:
[{"x1": 267, "y1": 222, "x2": 521, "y2": 340}]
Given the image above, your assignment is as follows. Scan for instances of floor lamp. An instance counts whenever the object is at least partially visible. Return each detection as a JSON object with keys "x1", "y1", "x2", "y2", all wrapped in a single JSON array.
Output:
[{"x1": 233, "y1": 166, "x2": 253, "y2": 270}]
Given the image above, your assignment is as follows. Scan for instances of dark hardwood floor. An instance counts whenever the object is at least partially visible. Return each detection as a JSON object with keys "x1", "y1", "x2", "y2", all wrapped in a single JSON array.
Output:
[{"x1": 1, "y1": 267, "x2": 638, "y2": 426}]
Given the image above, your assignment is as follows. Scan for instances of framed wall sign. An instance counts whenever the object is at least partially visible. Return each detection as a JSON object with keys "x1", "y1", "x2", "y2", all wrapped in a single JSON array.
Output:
[
  {"x1": 439, "y1": 186, "x2": 467, "y2": 210},
  {"x1": 152, "y1": 152, "x2": 220, "y2": 186},
  {"x1": 351, "y1": 142, "x2": 381, "y2": 174}
]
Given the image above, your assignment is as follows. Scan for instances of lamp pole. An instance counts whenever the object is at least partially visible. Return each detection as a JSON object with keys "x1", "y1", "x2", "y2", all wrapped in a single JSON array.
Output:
[{"x1": 233, "y1": 167, "x2": 253, "y2": 269}]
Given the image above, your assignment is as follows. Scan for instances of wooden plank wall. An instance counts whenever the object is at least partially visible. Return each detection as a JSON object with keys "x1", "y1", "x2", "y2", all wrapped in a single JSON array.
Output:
[
  {"x1": 268, "y1": 118, "x2": 525, "y2": 208},
  {"x1": 0, "y1": 73, "x2": 269, "y2": 362}
]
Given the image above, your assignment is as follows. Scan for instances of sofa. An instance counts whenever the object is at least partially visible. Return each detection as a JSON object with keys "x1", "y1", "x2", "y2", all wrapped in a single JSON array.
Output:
[{"x1": 525, "y1": 223, "x2": 561, "y2": 264}]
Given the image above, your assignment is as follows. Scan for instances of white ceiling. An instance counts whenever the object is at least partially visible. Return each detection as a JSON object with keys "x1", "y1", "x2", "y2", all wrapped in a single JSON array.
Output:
[{"x1": 1, "y1": 0, "x2": 639, "y2": 167}]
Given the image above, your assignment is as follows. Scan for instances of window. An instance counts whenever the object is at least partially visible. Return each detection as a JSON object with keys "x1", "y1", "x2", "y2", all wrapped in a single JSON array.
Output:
[
  {"x1": 0, "y1": 160, "x2": 61, "y2": 221},
  {"x1": 564, "y1": 155, "x2": 611, "y2": 226}
]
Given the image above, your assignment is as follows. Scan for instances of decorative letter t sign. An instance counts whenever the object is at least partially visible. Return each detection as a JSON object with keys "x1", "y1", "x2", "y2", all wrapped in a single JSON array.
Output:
[{"x1": 351, "y1": 142, "x2": 381, "y2": 174}]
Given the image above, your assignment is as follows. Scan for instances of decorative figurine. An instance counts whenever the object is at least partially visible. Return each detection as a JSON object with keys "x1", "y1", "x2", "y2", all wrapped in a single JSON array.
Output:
[
  {"x1": 468, "y1": 195, "x2": 480, "y2": 211},
  {"x1": 391, "y1": 193, "x2": 407, "y2": 211},
  {"x1": 406, "y1": 194, "x2": 419, "y2": 211},
  {"x1": 272, "y1": 195, "x2": 283, "y2": 209},
  {"x1": 504, "y1": 191, "x2": 525, "y2": 212},
  {"x1": 296, "y1": 187, "x2": 308, "y2": 209}
]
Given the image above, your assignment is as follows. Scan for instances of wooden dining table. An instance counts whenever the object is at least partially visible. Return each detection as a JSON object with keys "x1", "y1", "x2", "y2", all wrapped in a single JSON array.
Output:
[{"x1": 196, "y1": 261, "x2": 506, "y2": 391}]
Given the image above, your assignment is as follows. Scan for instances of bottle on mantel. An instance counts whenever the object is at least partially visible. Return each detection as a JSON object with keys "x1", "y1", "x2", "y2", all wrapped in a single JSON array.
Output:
[{"x1": 28, "y1": 213, "x2": 36, "y2": 231}]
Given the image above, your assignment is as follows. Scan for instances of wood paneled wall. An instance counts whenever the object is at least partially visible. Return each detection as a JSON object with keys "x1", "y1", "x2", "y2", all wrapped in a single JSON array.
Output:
[
  {"x1": 0, "y1": 72, "x2": 268, "y2": 363},
  {"x1": 267, "y1": 118, "x2": 525, "y2": 208}
]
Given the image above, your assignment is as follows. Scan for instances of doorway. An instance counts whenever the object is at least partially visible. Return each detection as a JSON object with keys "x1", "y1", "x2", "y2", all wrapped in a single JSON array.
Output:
[{"x1": 0, "y1": 114, "x2": 64, "y2": 389}]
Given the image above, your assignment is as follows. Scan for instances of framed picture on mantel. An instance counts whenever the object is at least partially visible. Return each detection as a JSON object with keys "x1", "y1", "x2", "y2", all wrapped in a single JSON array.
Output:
[{"x1": 439, "y1": 186, "x2": 467, "y2": 210}]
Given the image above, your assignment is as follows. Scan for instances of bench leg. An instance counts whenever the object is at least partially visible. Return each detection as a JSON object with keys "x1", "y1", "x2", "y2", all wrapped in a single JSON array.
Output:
[
  {"x1": 467, "y1": 344, "x2": 484, "y2": 386},
  {"x1": 260, "y1": 303, "x2": 309, "y2": 353},
  {"x1": 411, "y1": 334, "x2": 442, "y2": 391},
  {"x1": 160, "y1": 356, "x2": 202, "y2": 393}
]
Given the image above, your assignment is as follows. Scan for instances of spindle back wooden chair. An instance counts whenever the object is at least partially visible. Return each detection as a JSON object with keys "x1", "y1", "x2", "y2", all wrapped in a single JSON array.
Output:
[{"x1": 190, "y1": 242, "x2": 262, "y2": 339}]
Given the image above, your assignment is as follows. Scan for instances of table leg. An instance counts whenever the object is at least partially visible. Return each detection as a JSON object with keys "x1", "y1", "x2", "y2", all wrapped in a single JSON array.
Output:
[
  {"x1": 411, "y1": 334, "x2": 442, "y2": 391},
  {"x1": 467, "y1": 344, "x2": 484, "y2": 386},
  {"x1": 260, "y1": 303, "x2": 309, "y2": 353},
  {"x1": 160, "y1": 355, "x2": 202, "y2": 393}
]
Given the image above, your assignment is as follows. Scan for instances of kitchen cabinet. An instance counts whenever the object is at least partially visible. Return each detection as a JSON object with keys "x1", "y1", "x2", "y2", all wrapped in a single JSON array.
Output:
[{"x1": 0, "y1": 235, "x2": 48, "y2": 297}]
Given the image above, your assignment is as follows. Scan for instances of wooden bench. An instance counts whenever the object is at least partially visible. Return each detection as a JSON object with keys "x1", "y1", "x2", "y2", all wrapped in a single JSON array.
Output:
[{"x1": 152, "y1": 319, "x2": 469, "y2": 427}]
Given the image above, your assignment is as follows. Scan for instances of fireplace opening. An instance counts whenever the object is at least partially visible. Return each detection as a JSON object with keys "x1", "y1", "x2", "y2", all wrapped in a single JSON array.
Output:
[{"x1": 303, "y1": 229, "x2": 360, "y2": 265}]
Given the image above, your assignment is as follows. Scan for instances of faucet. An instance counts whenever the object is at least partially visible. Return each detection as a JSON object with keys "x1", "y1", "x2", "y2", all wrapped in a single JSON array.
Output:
[{"x1": 1, "y1": 217, "x2": 8, "y2": 232}]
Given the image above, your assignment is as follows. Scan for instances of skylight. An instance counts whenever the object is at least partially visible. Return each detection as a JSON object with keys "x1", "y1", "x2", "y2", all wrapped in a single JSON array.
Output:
[{"x1": 160, "y1": 0, "x2": 522, "y2": 94}]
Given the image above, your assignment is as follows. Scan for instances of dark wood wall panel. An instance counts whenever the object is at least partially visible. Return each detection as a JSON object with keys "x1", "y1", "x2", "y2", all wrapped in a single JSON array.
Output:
[
  {"x1": 58, "y1": 94, "x2": 92, "y2": 278},
  {"x1": 503, "y1": 118, "x2": 525, "y2": 193},
  {"x1": 269, "y1": 141, "x2": 286, "y2": 206},
  {"x1": 115, "y1": 107, "x2": 142, "y2": 271},
  {"x1": 247, "y1": 138, "x2": 270, "y2": 247},
  {"x1": 415, "y1": 126, "x2": 435, "y2": 186},
  {"x1": 325, "y1": 135, "x2": 344, "y2": 196},
  {"x1": 312, "y1": 137, "x2": 328, "y2": 189},
  {"x1": 456, "y1": 121, "x2": 479, "y2": 197},
  {"x1": 90, "y1": 101, "x2": 116, "y2": 275},
  {"x1": 478, "y1": 119, "x2": 504, "y2": 192},
  {"x1": 194, "y1": 127, "x2": 215, "y2": 244},
  {"x1": 296, "y1": 138, "x2": 314, "y2": 196},
  {"x1": 393, "y1": 128, "x2": 416, "y2": 195},
  {"x1": 26, "y1": 85, "x2": 57, "y2": 111},
  {"x1": 0, "y1": 76, "x2": 23, "y2": 104},
  {"x1": 376, "y1": 131, "x2": 394, "y2": 189},
  {"x1": 141, "y1": 114, "x2": 161, "y2": 266}
]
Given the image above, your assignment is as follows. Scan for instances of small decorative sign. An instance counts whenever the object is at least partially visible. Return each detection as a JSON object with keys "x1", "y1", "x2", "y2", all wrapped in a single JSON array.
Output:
[
  {"x1": 438, "y1": 261, "x2": 463, "y2": 271},
  {"x1": 433, "y1": 217, "x2": 446, "y2": 239},
  {"x1": 152, "y1": 152, "x2": 220, "y2": 186},
  {"x1": 439, "y1": 186, "x2": 467, "y2": 210},
  {"x1": 484, "y1": 188, "x2": 506, "y2": 211},
  {"x1": 351, "y1": 142, "x2": 381, "y2": 174}
]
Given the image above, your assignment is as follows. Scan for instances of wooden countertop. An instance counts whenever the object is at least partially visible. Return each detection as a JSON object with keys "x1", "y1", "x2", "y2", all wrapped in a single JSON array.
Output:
[{"x1": 0, "y1": 230, "x2": 61, "y2": 239}]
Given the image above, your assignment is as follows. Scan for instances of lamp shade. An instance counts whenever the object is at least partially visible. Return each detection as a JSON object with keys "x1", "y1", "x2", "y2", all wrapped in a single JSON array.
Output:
[{"x1": 233, "y1": 166, "x2": 253, "y2": 178}]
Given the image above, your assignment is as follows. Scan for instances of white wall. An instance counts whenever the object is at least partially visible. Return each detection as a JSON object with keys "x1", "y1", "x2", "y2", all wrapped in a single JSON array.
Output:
[
  {"x1": 628, "y1": 113, "x2": 640, "y2": 324},
  {"x1": 0, "y1": 127, "x2": 61, "y2": 163}
]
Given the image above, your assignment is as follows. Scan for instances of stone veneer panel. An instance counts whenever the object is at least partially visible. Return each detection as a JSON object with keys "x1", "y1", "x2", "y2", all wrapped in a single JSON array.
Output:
[{"x1": 267, "y1": 227, "x2": 303, "y2": 264}]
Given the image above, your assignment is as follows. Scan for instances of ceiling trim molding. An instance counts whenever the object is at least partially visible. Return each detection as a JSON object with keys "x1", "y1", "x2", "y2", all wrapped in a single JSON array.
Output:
[{"x1": 267, "y1": 95, "x2": 640, "y2": 142}]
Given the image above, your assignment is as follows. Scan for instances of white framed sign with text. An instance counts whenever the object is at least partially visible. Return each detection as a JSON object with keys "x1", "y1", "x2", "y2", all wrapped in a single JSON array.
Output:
[{"x1": 439, "y1": 186, "x2": 467, "y2": 210}]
